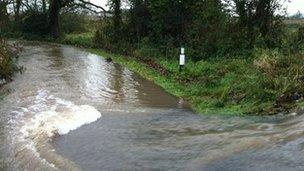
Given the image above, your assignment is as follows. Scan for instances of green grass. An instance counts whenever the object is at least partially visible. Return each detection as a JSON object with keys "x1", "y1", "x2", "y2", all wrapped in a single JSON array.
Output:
[
  {"x1": 87, "y1": 48, "x2": 304, "y2": 115},
  {"x1": 60, "y1": 32, "x2": 94, "y2": 48},
  {"x1": 285, "y1": 19, "x2": 304, "y2": 31},
  {"x1": 56, "y1": 33, "x2": 304, "y2": 116}
]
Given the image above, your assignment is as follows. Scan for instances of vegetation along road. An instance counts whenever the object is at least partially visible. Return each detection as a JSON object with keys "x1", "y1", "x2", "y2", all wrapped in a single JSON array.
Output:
[{"x1": 1, "y1": 0, "x2": 304, "y2": 170}]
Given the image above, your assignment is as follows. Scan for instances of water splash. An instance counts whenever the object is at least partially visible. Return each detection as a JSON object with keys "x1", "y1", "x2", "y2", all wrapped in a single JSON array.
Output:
[{"x1": 10, "y1": 90, "x2": 101, "y2": 170}]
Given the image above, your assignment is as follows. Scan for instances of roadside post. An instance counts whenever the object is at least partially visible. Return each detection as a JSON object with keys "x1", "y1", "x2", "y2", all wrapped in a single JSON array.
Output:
[{"x1": 179, "y1": 47, "x2": 185, "y2": 72}]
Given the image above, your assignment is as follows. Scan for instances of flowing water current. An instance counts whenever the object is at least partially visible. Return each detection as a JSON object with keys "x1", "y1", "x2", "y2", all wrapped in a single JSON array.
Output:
[{"x1": 1, "y1": 41, "x2": 304, "y2": 170}]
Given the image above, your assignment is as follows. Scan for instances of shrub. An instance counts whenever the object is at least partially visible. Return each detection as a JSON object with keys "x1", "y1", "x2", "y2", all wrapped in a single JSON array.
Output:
[
  {"x1": 60, "y1": 10, "x2": 89, "y2": 34},
  {"x1": 62, "y1": 33, "x2": 94, "y2": 48},
  {"x1": 20, "y1": 10, "x2": 49, "y2": 37},
  {"x1": 0, "y1": 39, "x2": 21, "y2": 82}
]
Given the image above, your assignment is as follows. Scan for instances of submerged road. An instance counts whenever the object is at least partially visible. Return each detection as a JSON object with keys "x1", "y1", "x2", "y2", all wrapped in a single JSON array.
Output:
[{"x1": 1, "y1": 41, "x2": 304, "y2": 170}]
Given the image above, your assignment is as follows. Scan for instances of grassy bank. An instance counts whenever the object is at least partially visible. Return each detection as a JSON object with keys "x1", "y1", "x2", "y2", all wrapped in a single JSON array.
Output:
[{"x1": 55, "y1": 33, "x2": 304, "y2": 115}]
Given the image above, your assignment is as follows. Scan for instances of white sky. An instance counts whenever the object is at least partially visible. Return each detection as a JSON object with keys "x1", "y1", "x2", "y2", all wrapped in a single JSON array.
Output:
[
  {"x1": 286, "y1": 0, "x2": 304, "y2": 14},
  {"x1": 91, "y1": 0, "x2": 304, "y2": 15},
  {"x1": 90, "y1": 0, "x2": 108, "y2": 10}
]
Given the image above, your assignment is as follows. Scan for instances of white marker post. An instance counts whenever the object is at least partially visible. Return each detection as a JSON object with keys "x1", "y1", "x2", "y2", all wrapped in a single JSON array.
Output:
[{"x1": 179, "y1": 47, "x2": 185, "y2": 72}]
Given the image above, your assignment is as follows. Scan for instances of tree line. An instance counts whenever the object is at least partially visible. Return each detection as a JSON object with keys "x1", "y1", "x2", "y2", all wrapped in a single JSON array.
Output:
[
  {"x1": 1, "y1": 0, "x2": 303, "y2": 60},
  {"x1": 0, "y1": 0, "x2": 105, "y2": 37},
  {"x1": 96, "y1": 0, "x2": 292, "y2": 60}
]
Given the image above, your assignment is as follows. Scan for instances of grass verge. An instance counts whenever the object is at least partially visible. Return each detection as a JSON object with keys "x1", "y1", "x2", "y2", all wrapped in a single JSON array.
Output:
[{"x1": 37, "y1": 33, "x2": 304, "y2": 115}]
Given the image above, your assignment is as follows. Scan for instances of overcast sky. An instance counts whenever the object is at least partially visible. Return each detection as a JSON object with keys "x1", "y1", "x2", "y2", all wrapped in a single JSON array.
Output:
[
  {"x1": 91, "y1": 0, "x2": 304, "y2": 15},
  {"x1": 286, "y1": 0, "x2": 304, "y2": 14}
]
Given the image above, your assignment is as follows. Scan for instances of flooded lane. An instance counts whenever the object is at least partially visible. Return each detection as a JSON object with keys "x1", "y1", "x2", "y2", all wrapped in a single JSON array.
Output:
[{"x1": 1, "y1": 41, "x2": 304, "y2": 170}]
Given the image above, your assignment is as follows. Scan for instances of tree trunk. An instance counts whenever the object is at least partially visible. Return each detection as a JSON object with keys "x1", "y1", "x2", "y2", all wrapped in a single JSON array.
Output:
[
  {"x1": 49, "y1": 0, "x2": 60, "y2": 38},
  {"x1": 0, "y1": 0, "x2": 8, "y2": 27},
  {"x1": 113, "y1": 0, "x2": 122, "y2": 39},
  {"x1": 15, "y1": 0, "x2": 21, "y2": 22}
]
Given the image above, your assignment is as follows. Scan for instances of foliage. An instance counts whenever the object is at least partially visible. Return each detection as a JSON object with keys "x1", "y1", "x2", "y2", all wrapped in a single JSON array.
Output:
[
  {"x1": 185, "y1": 0, "x2": 230, "y2": 60},
  {"x1": 232, "y1": 0, "x2": 284, "y2": 46},
  {"x1": 60, "y1": 9, "x2": 90, "y2": 34},
  {"x1": 0, "y1": 39, "x2": 21, "y2": 82},
  {"x1": 19, "y1": 10, "x2": 49, "y2": 37},
  {"x1": 95, "y1": 0, "x2": 287, "y2": 61},
  {"x1": 3, "y1": 0, "x2": 304, "y2": 115},
  {"x1": 0, "y1": 0, "x2": 9, "y2": 29},
  {"x1": 61, "y1": 32, "x2": 94, "y2": 47},
  {"x1": 62, "y1": 32, "x2": 304, "y2": 115}
]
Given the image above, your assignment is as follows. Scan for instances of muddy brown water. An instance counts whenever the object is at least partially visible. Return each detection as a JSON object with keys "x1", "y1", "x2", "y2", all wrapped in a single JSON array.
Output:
[{"x1": 1, "y1": 41, "x2": 304, "y2": 170}]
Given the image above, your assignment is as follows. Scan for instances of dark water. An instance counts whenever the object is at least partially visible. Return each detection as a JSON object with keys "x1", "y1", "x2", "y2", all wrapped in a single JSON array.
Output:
[{"x1": 1, "y1": 41, "x2": 304, "y2": 170}]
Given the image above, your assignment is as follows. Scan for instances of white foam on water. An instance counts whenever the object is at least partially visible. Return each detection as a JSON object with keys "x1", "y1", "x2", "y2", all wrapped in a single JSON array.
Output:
[
  {"x1": 11, "y1": 89, "x2": 102, "y2": 170},
  {"x1": 20, "y1": 104, "x2": 102, "y2": 138}
]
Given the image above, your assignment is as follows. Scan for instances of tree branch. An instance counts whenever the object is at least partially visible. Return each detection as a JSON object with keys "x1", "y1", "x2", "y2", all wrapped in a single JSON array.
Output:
[
  {"x1": 76, "y1": 0, "x2": 106, "y2": 13},
  {"x1": 72, "y1": 2, "x2": 101, "y2": 14}
]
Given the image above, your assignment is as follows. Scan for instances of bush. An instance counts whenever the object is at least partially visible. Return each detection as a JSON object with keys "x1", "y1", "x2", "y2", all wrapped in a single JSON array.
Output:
[
  {"x1": 60, "y1": 10, "x2": 90, "y2": 34},
  {"x1": 0, "y1": 39, "x2": 21, "y2": 82},
  {"x1": 95, "y1": 0, "x2": 288, "y2": 62},
  {"x1": 20, "y1": 10, "x2": 49, "y2": 37},
  {"x1": 62, "y1": 32, "x2": 94, "y2": 48},
  {"x1": 2, "y1": 8, "x2": 93, "y2": 39}
]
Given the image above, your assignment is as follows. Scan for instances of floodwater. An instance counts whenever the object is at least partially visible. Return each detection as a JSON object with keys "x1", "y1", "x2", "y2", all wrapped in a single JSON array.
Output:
[{"x1": 1, "y1": 41, "x2": 304, "y2": 170}]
